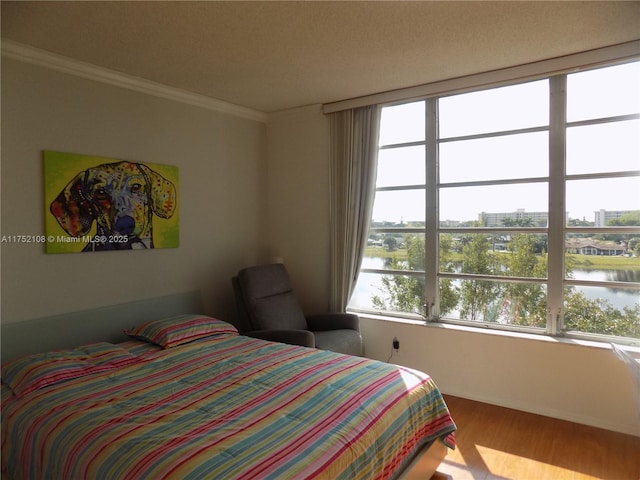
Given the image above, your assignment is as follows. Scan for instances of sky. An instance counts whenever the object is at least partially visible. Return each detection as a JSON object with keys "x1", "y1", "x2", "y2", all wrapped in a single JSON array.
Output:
[{"x1": 372, "y1": 61, "x2": 640, "y2": 224}]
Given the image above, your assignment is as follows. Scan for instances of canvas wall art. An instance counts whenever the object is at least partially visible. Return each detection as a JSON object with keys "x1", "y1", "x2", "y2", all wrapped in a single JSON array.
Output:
[{"x1": 44, "y1": 151, "x2": 179, "y2": 253}]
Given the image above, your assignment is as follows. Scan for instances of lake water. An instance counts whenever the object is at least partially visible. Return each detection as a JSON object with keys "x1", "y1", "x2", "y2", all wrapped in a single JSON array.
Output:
[{"x1": 351, "y1": 257, "x2": 639, "y2": 311}]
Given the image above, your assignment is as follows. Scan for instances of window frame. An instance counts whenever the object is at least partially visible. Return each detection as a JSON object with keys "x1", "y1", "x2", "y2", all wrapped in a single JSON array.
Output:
[{"x1": 351, "y1": 59, "x2": 640, "y2": 346}]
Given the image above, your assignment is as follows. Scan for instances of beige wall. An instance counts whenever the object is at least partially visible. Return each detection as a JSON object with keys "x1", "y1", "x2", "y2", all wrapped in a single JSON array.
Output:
[
  {"x1": 265, "y1": 105, "x2": 331, "y2": 314},
  {"x1": 266, "y1": 105, "x2": 640, "y2": 437},
  {"x1": 1, "y1": 58, "x2": 268, "y2": 324}
]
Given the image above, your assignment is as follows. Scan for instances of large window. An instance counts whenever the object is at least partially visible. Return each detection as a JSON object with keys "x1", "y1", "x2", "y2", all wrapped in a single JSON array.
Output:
[{"x1": 350, "y1": 60, "x2": 640, "y2": 343}]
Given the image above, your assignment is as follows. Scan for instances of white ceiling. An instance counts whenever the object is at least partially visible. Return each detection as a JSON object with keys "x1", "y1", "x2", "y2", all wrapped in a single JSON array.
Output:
[{"x1": 2, "y1": 1, "x2": 639, "y2": 113}]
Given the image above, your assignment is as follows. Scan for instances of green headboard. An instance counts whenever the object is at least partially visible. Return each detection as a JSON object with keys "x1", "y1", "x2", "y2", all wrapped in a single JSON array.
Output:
[{"x1": 1, "y1": 291, "x2": 203, "y2": 362}]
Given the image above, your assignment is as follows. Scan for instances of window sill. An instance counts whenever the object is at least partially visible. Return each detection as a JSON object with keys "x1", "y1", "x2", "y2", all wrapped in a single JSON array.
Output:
[{"x1": 351, "y1": 310, "x2": 640, "y2": 353}]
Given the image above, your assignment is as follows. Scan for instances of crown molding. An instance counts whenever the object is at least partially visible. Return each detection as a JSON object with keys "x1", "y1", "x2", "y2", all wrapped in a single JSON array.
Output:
[{"x1": 1, "y1": 39, "x2": 268, "y2": 123}]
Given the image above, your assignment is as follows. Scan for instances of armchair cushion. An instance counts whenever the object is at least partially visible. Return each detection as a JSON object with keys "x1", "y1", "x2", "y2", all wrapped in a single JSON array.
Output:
[
  {"x1": 251, "y1": 292, "x2": 307, "y2": 331},
  {"x1": 244, "y1": 329, "x2": 315, "y2": 348},
  {"x1": 314, "y1": 330, "x2": 363, "y2": 357},
  {"x1": 306, "y1": 313, "x2": 360, "y2": 332},
  {"x1": 237, "y1": 265, "x2": 307, "y2": 331}
]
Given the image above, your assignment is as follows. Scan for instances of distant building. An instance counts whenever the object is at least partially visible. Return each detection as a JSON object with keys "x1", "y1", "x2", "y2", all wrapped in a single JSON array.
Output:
[
  {"x1": 594, "y1": 209, "x2": 634, "y2": 227},
  {"x1": 440, "y1": 219, "x2": 463, "y2": 227},
  {"x1": 565, "y1": 238, "x2": 626, "y2": 256},
  {"x1": 478, "y1": 209, "x2": 550, "y2": 227}
]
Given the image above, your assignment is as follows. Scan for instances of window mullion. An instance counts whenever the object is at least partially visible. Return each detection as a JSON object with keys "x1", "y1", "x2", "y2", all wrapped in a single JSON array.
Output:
[
  {"x1": 547, "y1": 75, "x2": 567, "y2": 335},
  {"x1": 425, "y1": 98, "x2": 438, "y2": 319},
  {"x1": 360, "y1": 60, "x2": 639, "y2": 342}
]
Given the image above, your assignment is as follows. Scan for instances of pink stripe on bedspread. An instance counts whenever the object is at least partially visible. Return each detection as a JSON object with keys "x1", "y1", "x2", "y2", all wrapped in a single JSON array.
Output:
[{"x1": 2, "y1": 335, "x2": 456, "y2": 480}]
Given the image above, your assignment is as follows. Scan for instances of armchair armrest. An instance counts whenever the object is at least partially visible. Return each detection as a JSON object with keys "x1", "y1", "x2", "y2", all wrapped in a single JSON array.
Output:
[
  {"x1": 306, "y1": 313, "x2": 360, "y2": 332},
  {"x1": 244, "y1": 329, "x2": 315, "y2": 348}
]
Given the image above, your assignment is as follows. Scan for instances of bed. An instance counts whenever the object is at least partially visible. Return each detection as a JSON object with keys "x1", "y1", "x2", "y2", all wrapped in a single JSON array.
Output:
[{"x1": 1, "y1": 298, "x2": 456, "y2": 480}]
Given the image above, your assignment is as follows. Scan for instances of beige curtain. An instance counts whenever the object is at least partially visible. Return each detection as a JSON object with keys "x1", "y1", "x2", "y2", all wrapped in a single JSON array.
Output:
[{"x1": 329, "y1": 105, "x2": 380, "y2": 311}]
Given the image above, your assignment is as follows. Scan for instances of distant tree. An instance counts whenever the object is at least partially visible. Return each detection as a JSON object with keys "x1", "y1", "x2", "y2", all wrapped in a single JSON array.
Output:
[
  {"x1": 369, "y1": 230, "x2": 639, "y2": 338},
  {"x1": 383, "y1": 236, "x2": 398, "y2": 251},
  {"x1": 458, "y1": 235, "x2": 501, "y2": 321},
  {"x1": 502, "y1": 217, "x2": 535, "y2": 227},
  {"x1": 372, "y1": 257, "x2": 424, "y2": 314},
  {"x1": 568, "y1": 217, "x2": 594, "y2": 227},
  {"x1": 371, "y1": 234, "x2": 457, "y2": 317},
  {"x1": 372, "y1": 236, "x2": 424, "y2": 314},
  {"x1": 564, "y1": 290, "x2": 640, "y2": 337},
  {"x1": 607, "y1": 211, "x2": 640, "y2": 227},
  {"x1": 628, "y1": 237, "x2": 640, "y2": 256},
  {"x1": 438, "y1": 234, "x2": 458, "y2": 315},
  {"x1": 503, "y1": 234, "x2": 547, "y2": 327}
]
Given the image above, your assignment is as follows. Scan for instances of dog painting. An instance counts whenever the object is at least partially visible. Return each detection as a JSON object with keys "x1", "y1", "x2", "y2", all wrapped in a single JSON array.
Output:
[{"x1": 44, "y1": 151, "x2": 179, "y2": 253}]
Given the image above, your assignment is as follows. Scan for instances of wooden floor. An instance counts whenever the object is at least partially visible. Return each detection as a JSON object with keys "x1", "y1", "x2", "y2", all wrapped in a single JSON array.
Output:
[{"x1": 431, "y1": 395, "x2": 640, "y2": 480}]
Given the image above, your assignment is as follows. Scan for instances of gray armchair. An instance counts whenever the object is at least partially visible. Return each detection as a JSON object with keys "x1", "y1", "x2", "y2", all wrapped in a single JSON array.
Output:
[{"x1": 232, "y1": 264, "x2": 363, "y2": 356}]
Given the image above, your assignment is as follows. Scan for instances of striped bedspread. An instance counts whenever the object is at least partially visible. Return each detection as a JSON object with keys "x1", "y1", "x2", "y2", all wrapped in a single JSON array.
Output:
[{"x1": 2, "y1": 335, "x2": 456, "y2": 479}]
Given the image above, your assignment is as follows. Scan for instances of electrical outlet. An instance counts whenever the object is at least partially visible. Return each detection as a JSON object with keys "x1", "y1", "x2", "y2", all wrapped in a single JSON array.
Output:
[{"x1": 392, "y1": 337, "x2": 400, "y2": 351}]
